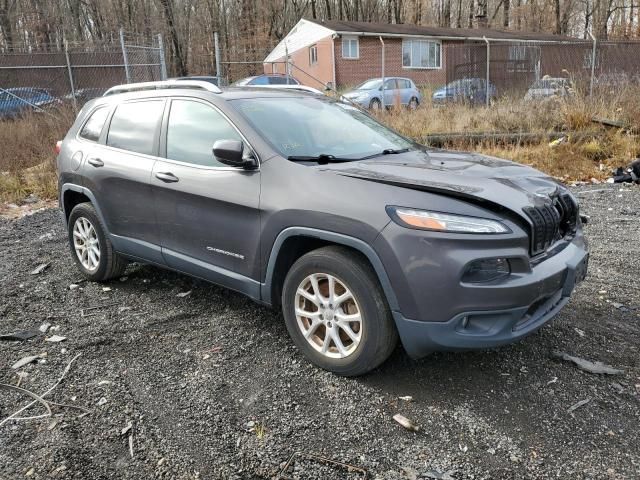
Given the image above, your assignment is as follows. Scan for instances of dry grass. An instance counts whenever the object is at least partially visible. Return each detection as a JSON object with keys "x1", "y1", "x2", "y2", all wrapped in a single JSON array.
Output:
[
  {"x1": 0, "y1": 109, "x2": 74, "y2": 202},
  {"x1": 377, "y1": 87, "x2": 640, "y2": 181},
  {"x1": 1, "y1": 89, "x2": 639, "y2": 205},
  {"x1": 0, "y1": 107, "x2": 74, "y2": 203}
]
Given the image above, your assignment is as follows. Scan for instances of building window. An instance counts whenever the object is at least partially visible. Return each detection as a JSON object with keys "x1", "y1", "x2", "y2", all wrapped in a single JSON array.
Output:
[
  {"x1": 309, "y1": 44, "x2": 318, "y2": 65},
  {"x1": 402, "y1": 39, "x2": 441, "y2": 69},
  {"x1": 342, "y1": 36, "x2": 359, "y2": 59},
  {"x1": 508, "y1": 45, "x2": 538, "y2": 73}
]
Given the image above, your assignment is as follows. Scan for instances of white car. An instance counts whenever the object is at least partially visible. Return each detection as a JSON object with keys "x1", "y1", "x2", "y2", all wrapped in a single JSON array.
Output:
[{"x1": 524, "y1": 77, "x2": 572, "y2": 100}]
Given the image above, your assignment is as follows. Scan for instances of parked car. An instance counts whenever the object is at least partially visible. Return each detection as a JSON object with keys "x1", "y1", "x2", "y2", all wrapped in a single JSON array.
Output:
[
  {"x1": 342, "y1": 77, "x2": 421, "y2": 109},
  {"x1": 0, "y1": 87, "x2": 57, "y2": 119},
  {"x1": 232, "y1": 74, "x2": 300, "y2": 86},
  {"x1": 56, "y1": 80, "x2": 588, "y2": 376},
  {"x1": 524, "y1": 77, "x2": 572, "y2": 100},
  {"x1": 241, "y1": 84, "x2": 325, "y2": 95},
  {"x1": 432, "y1": 78, "x2": 496, "y2": 105},
  {"x1": 175, "y1": 75, "x2": 221, "y2": 86},
  {"x1": 63, "y1": 88, "x2": 107, "y2": 104}
]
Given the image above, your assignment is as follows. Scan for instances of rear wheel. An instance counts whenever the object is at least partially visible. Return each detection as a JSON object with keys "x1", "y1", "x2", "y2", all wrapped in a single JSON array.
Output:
[
  {"x1": 67, "y1": 203, "x2": 127, "y2": 282},
  {"x1": 408, "y1": 97, "x2": 420, "y2": 109},
  {"x1": 281, "y1": 246, "x2": 398, "y2": 376}
]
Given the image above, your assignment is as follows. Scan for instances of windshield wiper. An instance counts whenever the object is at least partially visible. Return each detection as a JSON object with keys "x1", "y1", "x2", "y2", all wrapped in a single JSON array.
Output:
[
  {"x1": 358, "y1": 148, "x2": 411, "y2": 160},
  {"x1": 287, "y1": 154, "x2": 354, "y2": 164}
]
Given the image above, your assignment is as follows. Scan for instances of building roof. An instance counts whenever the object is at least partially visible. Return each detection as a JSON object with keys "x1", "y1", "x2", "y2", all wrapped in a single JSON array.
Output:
[
  {"x1": 310, "y1": 18, "x2": 585, "y2": 43},
  {"x1": 263, "y1": 18, "x2": 588, "y2": 63},
  {"x1": 264, "y1": 19, "x2": 335, "y2": 62}
]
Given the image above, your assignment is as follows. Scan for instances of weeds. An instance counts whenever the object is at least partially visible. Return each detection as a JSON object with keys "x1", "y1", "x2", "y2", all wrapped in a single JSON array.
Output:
[
  {"x1": 0, "y1": 106, "x2": 74, "y2": 203},
  {"x1": 254, "y1": 422, "x2": 267, "y2": 440},
  {"x1": 376, "y1": 87, "x2": 640, "y2": 180}
]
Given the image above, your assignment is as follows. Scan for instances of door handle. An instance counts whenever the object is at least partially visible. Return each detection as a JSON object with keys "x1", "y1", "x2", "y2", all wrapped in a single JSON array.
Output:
[
  {"x1": 155, "y1": 172, "x2": 179, "y2": 183},
  {"x1": 87, "y1": 157, "x2": 104, "y2": 167}
]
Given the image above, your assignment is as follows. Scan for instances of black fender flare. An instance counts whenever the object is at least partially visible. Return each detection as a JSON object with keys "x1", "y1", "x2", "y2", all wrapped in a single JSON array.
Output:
[
  {"x1": 261, "y1": 227, "x2": 399, "y2": 312},
  {"x1": 60, "y1": 183, "x2": 109, "y2": 228}
]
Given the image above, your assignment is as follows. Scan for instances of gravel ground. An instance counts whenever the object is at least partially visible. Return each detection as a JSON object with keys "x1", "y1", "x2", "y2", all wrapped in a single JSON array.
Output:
[{"x1": 1, "y1": 184, "x2": 639, "y2": 480}]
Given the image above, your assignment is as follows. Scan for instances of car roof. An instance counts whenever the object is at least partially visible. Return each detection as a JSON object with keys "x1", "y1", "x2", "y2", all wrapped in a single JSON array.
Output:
[{"x1": 361, "y1": 77, "x2": 411, "y2": 81}]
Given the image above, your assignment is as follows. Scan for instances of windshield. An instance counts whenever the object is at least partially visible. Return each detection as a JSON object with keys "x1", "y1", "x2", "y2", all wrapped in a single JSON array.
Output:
[
  {"x1": 355, "y1": 79, "x2": 382, "y2": 90},
  {"x1": 233, "y1": 97, "x2": 414, "y2": 160}
]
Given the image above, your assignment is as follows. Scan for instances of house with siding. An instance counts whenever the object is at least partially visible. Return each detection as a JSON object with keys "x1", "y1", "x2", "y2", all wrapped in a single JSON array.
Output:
[{"x1": 264, "y1": 19, "x2": 640, "y2": 93}]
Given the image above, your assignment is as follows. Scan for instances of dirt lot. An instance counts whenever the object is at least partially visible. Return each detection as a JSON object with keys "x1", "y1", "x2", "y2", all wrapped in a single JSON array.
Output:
[{"x1": 1, "y1": 184, "x2": 639, "y2": 480}]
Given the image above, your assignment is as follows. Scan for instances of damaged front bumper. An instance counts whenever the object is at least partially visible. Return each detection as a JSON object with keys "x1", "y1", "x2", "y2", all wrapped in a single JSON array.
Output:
[{"x1": 379, "y1": 223, "x2": 589, "y2": 359}]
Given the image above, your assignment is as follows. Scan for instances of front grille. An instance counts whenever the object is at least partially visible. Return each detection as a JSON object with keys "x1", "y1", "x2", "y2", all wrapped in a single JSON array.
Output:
[{"x1": 524, "y1": 193, "x2": 578, "y2": 256}]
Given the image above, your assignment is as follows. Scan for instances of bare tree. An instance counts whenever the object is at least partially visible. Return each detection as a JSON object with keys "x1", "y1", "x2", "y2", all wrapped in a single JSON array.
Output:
[{"x1": 157, "y1": 0, "x2": 187, "y2": 75}]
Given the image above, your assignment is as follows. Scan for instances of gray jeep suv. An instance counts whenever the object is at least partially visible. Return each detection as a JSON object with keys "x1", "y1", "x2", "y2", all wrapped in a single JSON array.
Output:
[{"x1": 57, "y1": 80, "x2": 589, "y2": 376}]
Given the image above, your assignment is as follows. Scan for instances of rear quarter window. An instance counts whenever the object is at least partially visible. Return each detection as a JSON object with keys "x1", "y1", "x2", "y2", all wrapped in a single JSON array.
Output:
[
  {"x1": 106, "y1": 100, "x2": 164, "y2": 155},
  {"x1": 79, "y1": 107, "x2": 110, "y2": 142}
]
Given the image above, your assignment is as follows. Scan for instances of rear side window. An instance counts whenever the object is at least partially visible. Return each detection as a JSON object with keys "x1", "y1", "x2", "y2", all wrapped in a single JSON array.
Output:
[
  {"x1": 107, "y1": 100, "x2": 164, "y2": 155},
  {"x1": 269, "y1": 76, "x2": 288, "y2": 85},
  {"x1": 166, "y1": 99, "x2": 242, "y2": 167},
  {"x1": 250, "y1": 76, "x2": 269, "y2": 85},
  {"x1": 79, "y1": 107, "x2": 109, "y2": 142},
  {"x1": 384, "y1": 79, "x2": 398, "y2": 89}
]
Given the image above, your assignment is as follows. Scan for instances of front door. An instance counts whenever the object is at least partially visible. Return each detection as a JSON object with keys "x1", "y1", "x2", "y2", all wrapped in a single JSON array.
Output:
[{"x1": 151, "y1": 98, "x2": 261, "y2": 294}]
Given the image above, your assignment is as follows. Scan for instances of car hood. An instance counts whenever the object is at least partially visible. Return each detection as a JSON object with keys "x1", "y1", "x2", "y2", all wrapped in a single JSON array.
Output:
[
  {"x1": 319, "y1": 148, "x2": 564, "y2": 214},
  {"x1": 342, "y1": 90, "x2": 368, "y2": 98}
]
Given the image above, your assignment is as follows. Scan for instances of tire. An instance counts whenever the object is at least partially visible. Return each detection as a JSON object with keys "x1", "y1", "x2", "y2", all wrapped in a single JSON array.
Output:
[
  {"x1": 408, "y1": 97, "x2": 420, "y2": 110},
  {"x1": 369, "y1": 98, "x2": 382, "y2": 110},
  {"x1": 281, "y1": 246, "x2": 398, "y2": 376},
  {"x1": 67, "y1": 202, "x2": 127, "y2": 282}
]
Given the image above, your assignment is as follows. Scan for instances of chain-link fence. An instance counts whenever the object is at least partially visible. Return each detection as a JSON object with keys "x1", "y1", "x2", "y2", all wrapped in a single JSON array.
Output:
[
  {"x1": 440, "y1": 40, "x2": 640, "y2": 105},
  {"x1": 0, "y1": 30, "x2": 167, "y2": 118}
]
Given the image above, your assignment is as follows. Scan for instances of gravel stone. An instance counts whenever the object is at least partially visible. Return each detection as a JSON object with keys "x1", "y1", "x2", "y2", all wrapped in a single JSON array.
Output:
[{"x1": 1, "y1": 184, "x2": 639, "y2": 479}]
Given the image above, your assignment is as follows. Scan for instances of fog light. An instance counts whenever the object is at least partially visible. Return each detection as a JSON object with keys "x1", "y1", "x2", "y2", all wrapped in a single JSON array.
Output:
[{"x1": 462, "y1": 258, "x2": 510, "y2": 283}]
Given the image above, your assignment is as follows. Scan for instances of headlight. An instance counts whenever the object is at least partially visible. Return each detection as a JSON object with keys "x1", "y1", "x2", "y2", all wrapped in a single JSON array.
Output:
[{"x1": 387, "y1": 207, "x2": 510, "y2": 234}]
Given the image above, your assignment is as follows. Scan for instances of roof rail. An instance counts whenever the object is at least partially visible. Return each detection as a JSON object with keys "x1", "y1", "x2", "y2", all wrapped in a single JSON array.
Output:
[{"x1": 103, "y1": 80, "x2": 222, "y2": 96}]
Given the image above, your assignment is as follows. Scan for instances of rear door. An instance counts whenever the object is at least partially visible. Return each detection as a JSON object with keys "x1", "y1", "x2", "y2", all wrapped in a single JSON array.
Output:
[
  {"x1": 151, "y1": 97, "x2": 261, "y2": 291},
  {"x1": 398, "y1": 79, "x2": 412, "y2": 104},
  {"x1": 82, "y1": 98, "x2": 165, "y2": 263}
]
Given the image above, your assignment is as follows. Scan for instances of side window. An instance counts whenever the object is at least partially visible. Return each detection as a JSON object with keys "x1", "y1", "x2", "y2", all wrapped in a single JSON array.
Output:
[
  {"x1": 79, "y1": 107, "x2": 110, "y2": 142},
  {"x1": 384, "y1": 79, "x2": 398, "y2": 90},
  {"x1": 309, "y1": 44, "x2": 318, "y2": 65},
  {"x1": 107, "y1": 100, "x2": 164, "y2": 155},
  {"x1": 166, "y1": 99, "x2": 242, "y2": 167}
]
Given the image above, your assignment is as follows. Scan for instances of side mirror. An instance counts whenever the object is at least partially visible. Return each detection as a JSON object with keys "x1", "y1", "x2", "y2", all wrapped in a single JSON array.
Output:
[{"x1": 213, "y1": 139, "x2": 257, "y2": 170}]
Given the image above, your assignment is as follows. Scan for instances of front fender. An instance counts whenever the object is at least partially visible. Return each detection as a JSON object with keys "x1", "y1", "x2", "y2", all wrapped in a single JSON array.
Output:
[{"x1": 261, "y1": 227, "x2": 400, "y2": 313}]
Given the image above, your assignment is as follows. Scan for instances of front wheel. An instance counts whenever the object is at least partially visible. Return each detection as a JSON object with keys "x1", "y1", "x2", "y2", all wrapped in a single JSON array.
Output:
[
  {"x1": 281, "y1": 246, "x2": 398, "y2": 376},
  {"x1": 369, "y1": 98, "x2": 382, "y2": 111}
]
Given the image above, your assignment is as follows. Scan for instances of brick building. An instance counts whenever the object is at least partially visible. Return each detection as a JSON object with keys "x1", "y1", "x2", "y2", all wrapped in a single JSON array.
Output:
[{"x1": 263, "y1": 19, "x2": 640, "y2": 93}]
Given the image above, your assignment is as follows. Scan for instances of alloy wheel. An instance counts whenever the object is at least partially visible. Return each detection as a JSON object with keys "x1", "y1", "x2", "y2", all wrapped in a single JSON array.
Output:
[
  {"x1": 72, "y1": 216, "x2": 100, "y2": 272},
  {"x1": 294, "y1": 273, "x2": 363, "y2": 359}
]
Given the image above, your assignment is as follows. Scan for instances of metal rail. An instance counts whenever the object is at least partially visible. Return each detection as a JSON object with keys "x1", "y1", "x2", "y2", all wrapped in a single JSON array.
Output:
[{"x1": 103, "y1": 79, "x2": 222, "y2": 96}]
